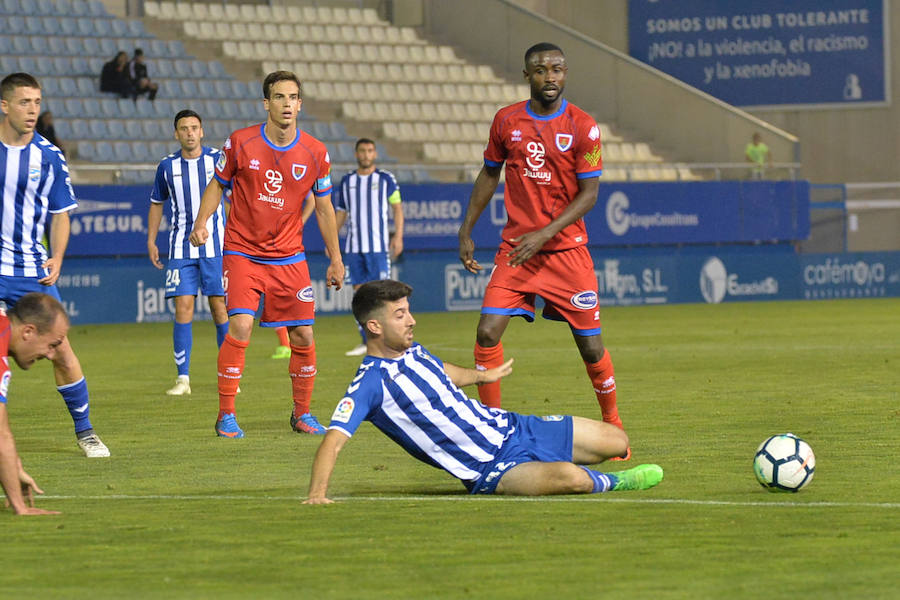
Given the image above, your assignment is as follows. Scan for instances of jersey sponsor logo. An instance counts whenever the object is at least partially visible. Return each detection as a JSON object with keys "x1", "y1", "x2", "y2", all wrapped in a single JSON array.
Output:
[
  {"x1": 264, "y1": 169, "x2": 283, "y2": 194},
  {"x1": 215, "y1": 152, "x2": 226, "y2": 171},
  {"x1": 541, "y1": 415, "x2": 565, "y2": 422},
  {"x1": 292, "y1": 163, "x2": 307, "y2": 180},
  {"x1": 0, "y1": 370, "x2": 10, "y2": 399},
  {"x1": 588, "y1": 125, "x2": 600, "y2": 141},
  {"x1": 331, "y1": 397, "x2": 355, "y2": 423},
  {"x1": 570, "y1": 290, "x2": 599, "y2": 309},
  {"x1": 296, "y1": 285, "x2": 315, "y2": 302},
  {"x1": 249, "y1": 158, "x2": 260, "y2": 170},
  {"x1": 555, "y1": 133, "x2": 573, "y2": 152},
  {"x1": 484, "y1": 460, "x2": 517, "y2": 484},
  {"x1": 584, "y1": 144, "x2": 602, "y2": 167},
  {"x1": 511, "y1": 129, "x2": 522, "y2": 142},
  {"x1": 523, "y1": 140, "x2": 552, "y2": 184}
]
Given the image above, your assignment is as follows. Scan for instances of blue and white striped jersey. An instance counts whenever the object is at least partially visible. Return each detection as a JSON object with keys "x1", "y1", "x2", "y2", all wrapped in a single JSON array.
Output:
[
  {"x1": 333, "y1": 169, "x2": 400, "y2": 254},
  {"x1": 150, "y1": 146, "x2": 225, "y2": 259},
  {"x1": 328, "y1": 343, "x2": 514, "y2": 482},
  {"x1": 0, "y1": 133, "x2": 76, "y2": 278}
]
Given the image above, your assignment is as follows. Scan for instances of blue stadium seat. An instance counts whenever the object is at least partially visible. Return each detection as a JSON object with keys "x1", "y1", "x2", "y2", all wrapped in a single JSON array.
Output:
[
  {"x1": 87, "y1": 0, "x2": 109, "y2": 17},
  {"x1": 95, "y1": 142, "x2": 117, "y2": 163},
  {"x1": 11, "y1": 36, "x2": 33, "y2": 55},
  {"x1": 123, "y1": 120, "x2": 143, "y2": 140},
  {"x1": 87, "y1": 56, "x2": 105, "y2": 73},
  {"x1": 64, "y1": 38, "x2": 84, "y2": 56},
  {"x1": 77, "y1": 140, "x2": 95, "y2": 158},
  {"x1": 173, "y1": 60, "x2": 192, "y2": 78},
  {"x1": 376, "y1": 143, "x2": 397, "y2": 163},
  {"x1": 70, "y1": 119, "x2": 90, "y2": 140},
  {"x1": 147, "y1": 39, "x2": 167, "y2": 58},
  {"x1": 47, "y1": 37, "x2": 67, "y2": 55},
  {"x1": 109, "y1": 19, "x2": 128, "y2": 38},
  {"x1": 167, "y1": 40, "x2": 185, "y2": 58},
  {"x1": 91, "y1": 17, "x2": 112, "y2": 37},
  {"x1": 59, "y1": 17, "x2": 78, "y2": 37},
  {"x1": 180, "y1": 80, "x2": 200, "y2": 98},
  {"x1": 58, "y1": 77, "x2": 78, "y2": 98},
  {"x1": 0, "y1": 56, "x2": 18, "y2": 74},
  {"x1": 208, "y1": 61, "x2": 227, "y2": 78},
  {"x1": 42, "y1": 17, "x2": 63, "y2": 35},
  {"x1": 70, "y1": 0, "x2": 89, "y2": 17},
  {"x1": 76, "y1": 77, "x2": 96, "y2": 97},
  {"x1": 190, "y1": 61, "x2": 210, "y2": 79},
  {"x1": 126, "y1": 20, "x2": 148, "y2": 38},
  {"x1": 88, "y1": 120, "x2": 111, "y2": 140},
  {"x1": 329, "y1": 122, "x2": 350, "y2": 141},
  {"x1": 25, "y1": 16, "x2": 45, "y2": 35},
  {"x1": 50, "y1": 57, "x2": 69, "y2": 75},
  {"x1": 219, "y1": 102, "x2": 239, "y2": 120},
  {"x1": 213, "y1": 81, "x2": 231, "y2": 98},
  {"x1": 0, "y1": 37, "x2": 11, "y2": 56},
  {"x1": 41, "y1": 78, "x2": 62, "y2": 98},
  {"x1": 148, "y1": 141, "x2": 170, "y2": 161},
  {"x1": 154, "y1": 59, "x2": 174, "y2": 79},
  {"x1": 82, "y1": 38, "x2": 102, "y2": 56},
  {"x1": 99, "y1": 38, "x2": 118, "y2": 57},
  {"x1": 112, "y1": 141, "x2": 131, "y2": 160},
  {"x1": 141, "y1": 120, "x2": 164, "y2": 141},
  {"x1": 76, "y1": 18, "x2": 95, "y2": 36},
  {"x1": 29, "y1": 36, "x2": 50, "y2": 55},
  {"x1": 1, "y1": 0, "x2": 20, "y2": 14},
  {"x1": 80, "y1": 97, "x2": 104, "y2": 118},
  {"x1": 7, "y1": 15, "x2": 26, "y2": 32},
  {"x1": 158, "y1": 80, "x2": 179, "y2": 98},
  {"x1": 52, "y1": 119, "x2": 73, "y2": 141},
  {"x1": 16, "y1": 56, "x2": 37, "y2": 74},
  {"x1": 96, "y1": 98, "x2": 118, "y2": 118},
  {"x1": 35, "y1": 0, "x2": 57, "y2": 15},
  {"x1": 237, "y1": 101, "x2": 258, "y2": 120}
]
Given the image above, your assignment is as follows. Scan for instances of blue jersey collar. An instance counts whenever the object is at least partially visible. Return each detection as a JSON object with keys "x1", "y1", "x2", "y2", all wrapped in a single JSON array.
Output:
[
  {"x1": 525, "y1": 98, "x2": 567, "y2": 121},
  {"x1": 260, "y1": 124, "x2": 301, "y2": 151}
]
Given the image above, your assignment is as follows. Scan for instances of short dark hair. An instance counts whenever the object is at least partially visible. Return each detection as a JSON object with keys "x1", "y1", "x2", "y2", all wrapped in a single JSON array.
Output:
[
  {"x1": 174, "y1": 109, "x2": 202, "y2": 129},
  {"x1": 134, "y1": 48, "x2": 144, "y2": 57},
  {"x1": 8, "y1": 293, "x2": 69, "y2": 333},
  {"x1": 352, "y1": 280, "x2": 413, "y2": 329},
  {"x1": 524, "y1": 42, "x2": 564, "y2": 65},
  {"x1": 355, "y1": 138, "x2": 376, "y2": 150},
  {"x1": 1, "y1": 72, "x2": 41, "y2": 101},
  {"x1": 262, "y1": 71, "x2": 302, "y2": 100}
]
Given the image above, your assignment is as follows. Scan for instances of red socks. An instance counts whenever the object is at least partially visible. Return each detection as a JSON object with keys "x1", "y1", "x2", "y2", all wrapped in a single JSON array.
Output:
[
  {"x1": 290, "y1": 342, "x2": 316, "y2": 417},
  {"x1": 474, "y1": 341, "x2": 504, "y2": 408},
  {"x1": 584, "y1": 350, "x2": 622, "y2": 428},
  {"x1": 217, "y1": 334, "x2": 247, "y2": 417}
]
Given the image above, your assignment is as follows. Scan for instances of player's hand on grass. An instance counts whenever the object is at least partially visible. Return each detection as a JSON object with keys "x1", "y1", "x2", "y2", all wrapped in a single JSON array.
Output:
[
  {"x1": 507, "y1": 230, "x2": 552, "y2": 266},
  {"x1": 3, "y1": 469, "x2": 61, "y2": 515},
  {"x1": 188, "y1": 226, "x2": 208, "y2": 247},
  {"x1": 39, "y1": 257, "x2": 62, "y2": 285},
  {"x1": 459, "y1": 235, "x2": 481, "y2": 273},
  {"x1": 478, "y1": 358, "x2": 514, "y2": 384},
  {"x1": 148, "y1": 242, "x2": 163, "y2": 269}
]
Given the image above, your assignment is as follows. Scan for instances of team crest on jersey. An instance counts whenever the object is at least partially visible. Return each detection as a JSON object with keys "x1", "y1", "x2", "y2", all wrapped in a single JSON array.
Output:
[
  {"x1": 28, "y1": 166, "x2": 41, "y2": 182},
  {"x1": 583, "y1": 144, "x2": 602, "y2": 167},
  {"x1": 292, "y1": 163, "x2": 307, "y2": 180},
  {"x1": 0, "y1": 369, "x2": 9, "y2": 399},
  {"x1": 215, "y1": 152, "x2": 226, "y2": 171},
  {"x1": 570, "y1": 290, "x2": 598, "y2": 310},
  {"x1": 555, "y1": 133, "x2": 573, "y2": 152},
  {"x1": 296, "y1": 286, "x2": 315, "y2": 302},
  {"x1": 331, "y1": 397, "x2": 354, "y2": 423}
]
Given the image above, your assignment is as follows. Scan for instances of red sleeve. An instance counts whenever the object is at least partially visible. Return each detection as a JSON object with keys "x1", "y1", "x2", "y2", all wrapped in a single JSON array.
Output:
[
  {"x1": 483, "y1": 111, "x2": 506, "y2": 166},
  {"x1": 214, "y1": 134, "x2": 238, "y2": 185},
  {"x1": 574, "y1": 115, "x2": 602, "y2": 176}
]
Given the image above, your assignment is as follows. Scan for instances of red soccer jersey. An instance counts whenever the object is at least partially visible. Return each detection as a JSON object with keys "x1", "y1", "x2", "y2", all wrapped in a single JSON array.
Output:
[
  {"x1": 484, "y1": 99, "x2": 602, "y2": 251},
  {"x1": 214, "y1": 124, "x2": 332, "y2": 259},
  {"x1": 0, "y1": 314, "x2": 10, "y2": 404}
]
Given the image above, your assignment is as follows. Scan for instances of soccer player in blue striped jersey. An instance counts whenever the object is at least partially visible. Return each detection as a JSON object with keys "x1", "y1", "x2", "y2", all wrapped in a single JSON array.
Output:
[
  {"x1": 148, "y1": 110, "x2": 229, "y2": 396},
  {"x1": 304, "y1": 280, "x2": 663, "y2": 503},
  {"x1": 333, "y1": 138, "x2": 404, "y2": 357},
  {"x1": 0, "y1": 73, "x2": 109, "y2": 458}
]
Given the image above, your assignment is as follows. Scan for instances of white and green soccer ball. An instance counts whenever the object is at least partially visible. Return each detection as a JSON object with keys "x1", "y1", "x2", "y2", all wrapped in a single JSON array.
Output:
[{"x1": 753, "y1": 433, "x2": 816, "y2": 493}]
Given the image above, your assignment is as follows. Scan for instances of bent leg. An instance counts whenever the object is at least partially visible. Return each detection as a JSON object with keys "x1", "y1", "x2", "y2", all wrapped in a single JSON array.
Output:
[
  {"x1": 571, "y1": 416, "x2": 628, "y2": 464},
  {"x1": 474, "y1": 313, "x2": 510, "y2": 408},
  {"x1": 52, "y1": 338, "x2": 93, "y2": 435},
  {"x1": 494, "y1": 461, "x2": 594, "y2": 496},
  {"x1": 575, "y1": 333, "x2": 623, "y2": 429}
]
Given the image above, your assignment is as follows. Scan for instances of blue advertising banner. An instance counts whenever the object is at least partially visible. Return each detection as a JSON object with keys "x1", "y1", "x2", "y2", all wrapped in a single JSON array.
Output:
[
  {"x1": 628, "y1": 0, "x2": 887, "y2": 107},
  {"x1": 58, "y1": 250, "x2": 900, "y2": 324}
]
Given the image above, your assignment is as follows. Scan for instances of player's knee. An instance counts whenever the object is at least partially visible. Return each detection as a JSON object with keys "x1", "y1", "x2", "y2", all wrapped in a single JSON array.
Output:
[{"x1": 475, "y1": 325, "x2": 500, "y2": 347}]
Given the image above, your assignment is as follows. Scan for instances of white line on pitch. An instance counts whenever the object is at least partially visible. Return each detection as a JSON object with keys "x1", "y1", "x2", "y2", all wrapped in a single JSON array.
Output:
[{"x1": 41, "y1": 494, "x2": 900, "y2": 508}]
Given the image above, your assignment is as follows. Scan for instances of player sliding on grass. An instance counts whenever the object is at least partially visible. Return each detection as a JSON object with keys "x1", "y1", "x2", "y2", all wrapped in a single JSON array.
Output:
[
  {"x1": 0, "y1": 293, "x2": 69, "y2": 515},
  {"x1": 189, "y1": 71, "x2": 344, "y2": 438},
  {"x1": 303, "y1": 280, "x2": 662, "y2": 503},
  {"x1": 458, "y1": 43, "x2": 629, "y2": 459}
]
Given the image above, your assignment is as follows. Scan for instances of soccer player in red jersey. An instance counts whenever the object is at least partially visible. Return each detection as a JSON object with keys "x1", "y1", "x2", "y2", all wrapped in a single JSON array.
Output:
[
  {"x1": 189, "y1": 71, "x2": 344, "y2": 438},
  {"x1": 458, "y1": 43, "x2": 629, "y2": 459}
]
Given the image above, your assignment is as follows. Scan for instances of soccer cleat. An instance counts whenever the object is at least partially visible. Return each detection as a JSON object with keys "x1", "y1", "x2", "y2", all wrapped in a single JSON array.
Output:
[
  {"x1": 215, "y1": 413, "x2": 244, "y2": 438},
  {"x1": 270, "y1": 345, "x2": 291, "y2": 359},
  {"x1": 612, "y1": 464, "x2": 663, "y2": 491},
  {"x1": 609, "y1": 446, "x2": 632, "y2": 462},
  {"x1": 77, "y1": 434, "x2": 110, "y2": 458},
  {"x1": 291, "y1": 412, "x2": 326, "y2": 435},
  {"x1": 344, "y1": 344, "x2": 367, "y2": 357},
  {"x1": 166, "y1": 375, "x2": 191, "y2": 396}
]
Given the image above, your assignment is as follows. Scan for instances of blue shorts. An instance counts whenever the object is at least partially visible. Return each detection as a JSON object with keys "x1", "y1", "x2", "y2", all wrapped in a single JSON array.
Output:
[
  {"x1": 165, "y1": 257, "x2": 225, "y2": 298},
  {"x1": 0, "y1": 275, "x2": 62, "y2": 309},
  {"x1": 464, "y1": 414, "x2": 574, "y2": 495},
  {"x1": 345, "y1": 252, "x2": 390, "y2": 286}
]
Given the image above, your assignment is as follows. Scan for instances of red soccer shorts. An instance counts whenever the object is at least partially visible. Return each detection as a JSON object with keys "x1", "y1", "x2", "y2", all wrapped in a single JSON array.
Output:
[
  {"x1": 223, "y1": 253, "x2": 315, "y2": 327},
  {"x1": 482, "y1": 243, "x2": 601, "y2": 336}
]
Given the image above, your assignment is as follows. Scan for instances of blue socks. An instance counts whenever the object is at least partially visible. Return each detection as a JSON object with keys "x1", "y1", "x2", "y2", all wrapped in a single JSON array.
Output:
[
  {"x1": 580, "y1": 466, "x2": 619, "y2": 493},
  {"x1": 58, "y1": 377, "x2": 92, "y2": 435},
  {"x1": 215, "y1": 321, "x2": 229, "y2": 348},
  {"x1": 173, "y1": 321, "x2": 192, "y2": 377}
]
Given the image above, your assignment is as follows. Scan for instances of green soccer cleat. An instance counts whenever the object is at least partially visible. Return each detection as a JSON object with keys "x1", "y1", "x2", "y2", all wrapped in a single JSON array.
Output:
[
  {"x1": 270, "y1": 345, "x2": 291, "y2": 359},
  {"x1": 612, "y1": 464, "x2": 664, "y2": 491}
]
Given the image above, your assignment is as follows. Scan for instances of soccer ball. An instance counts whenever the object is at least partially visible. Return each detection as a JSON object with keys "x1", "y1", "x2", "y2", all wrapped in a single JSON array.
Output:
[{"x1": 753, "y1": 433, "x2": 815, "y2": 492}]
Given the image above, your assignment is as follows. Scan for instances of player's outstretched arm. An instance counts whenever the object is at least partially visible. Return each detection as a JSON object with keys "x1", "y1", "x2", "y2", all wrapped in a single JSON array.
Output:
[
  {"x1": 458, "y1": 165, "x2": 502, "y2": 273},
  {"x1": 507, "y1": 176, "x2": 600, "y2": 267},
  {"x1": 0, "y1": 406, "x2": 58, "y2": 515},
  {"x1": 40, "y1": 210, "x2": 71, "y2": 285},
  {"x1": 189, "y1": 178, "x2": 224, "y2": 247},
  {"x1": 313, "y1": 193, "x2": 345, "y2": 289},
  {"x1": 444, "y1": 358, "x2": 513, "y2": 388},
  {"x1": 389, "y1": 200, "x2": 404, "y2": 260},
  {"x1": 147, "y1": 202, "x2": 164, "y2": 269},
  {"x1": 304, "y1": 429, "x2": 350, "y2": 505}
]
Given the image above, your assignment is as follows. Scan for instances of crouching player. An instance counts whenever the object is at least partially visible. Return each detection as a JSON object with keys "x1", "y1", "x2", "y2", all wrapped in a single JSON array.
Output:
[{"x1": 303, "y1": 280, "x2": 663, "y2": 503}]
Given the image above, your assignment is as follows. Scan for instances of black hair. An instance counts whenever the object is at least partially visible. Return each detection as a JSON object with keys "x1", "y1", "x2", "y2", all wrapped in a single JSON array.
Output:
[
  {"x1": 352, "y1": 280, "x2": 413, "y2": 329},
  {"x1": 355, "y1": 137, "x2": 376, "y2": 150},
  {"x1": 1, "y1": 72, "x2": 40, "y2": 101},
  {"x1": 8, "y1": 292, "x2": 68, "y2": 333},
  {"x1": 524, "y1": 42, "x2": 564, "y2": 65},
  {"x1": 174, "y1": 109, "x2": 202, "y2": 129},
  {"x1": 262, "y1": 70, "x2": 302, "y2": 100}
]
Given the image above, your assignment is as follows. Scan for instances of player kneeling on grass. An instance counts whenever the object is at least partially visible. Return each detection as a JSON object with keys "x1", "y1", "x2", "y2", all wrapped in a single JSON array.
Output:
[
  {"x1": 0, "y1": 293, "x2": 68, "y2": 516},
  {"x1": 304, "y1": 280, "x2": 663, "y2": 503}
]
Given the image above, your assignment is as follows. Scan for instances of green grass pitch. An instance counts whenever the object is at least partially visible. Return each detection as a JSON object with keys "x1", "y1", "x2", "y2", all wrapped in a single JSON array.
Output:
[{"x1": 3, "y1": 298, "x2": 898, "y2": 599}]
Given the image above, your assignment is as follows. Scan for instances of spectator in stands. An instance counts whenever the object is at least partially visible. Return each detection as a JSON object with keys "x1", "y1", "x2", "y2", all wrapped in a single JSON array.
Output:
[
  {"x1": 745, "y1": 132, "x2": 772, "y2": 179},
  {"x1": 100, "y1": 51, "x2": 133, "y2": 98},
  {"x1": 36, "y1": 111, "x2": 65, "y2": 156},
  {"x1": 128, "y1": 48, "x2": 159, "y2": 101}
]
